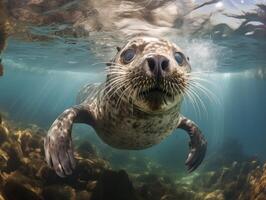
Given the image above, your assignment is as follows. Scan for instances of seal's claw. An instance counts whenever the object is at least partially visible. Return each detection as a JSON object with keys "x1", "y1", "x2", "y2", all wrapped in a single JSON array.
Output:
[
  {"x1": 185, "y1": 136, "x2": 207, "y2": 172},
  {"x1": 43, "y1": 120, "x2": 75, "y2": 177}
]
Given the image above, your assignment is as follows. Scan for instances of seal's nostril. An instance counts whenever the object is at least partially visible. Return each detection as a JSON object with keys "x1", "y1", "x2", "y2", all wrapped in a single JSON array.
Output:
[
  {"x1": 147, "y1": 57, "x2": 156, "y2": 71},
  {"x1": 146, "y1": 56, "x2": 169, "y2": 77},
  {"x1": 161, "y1": 59, "x2": 169, "y2": 71}
]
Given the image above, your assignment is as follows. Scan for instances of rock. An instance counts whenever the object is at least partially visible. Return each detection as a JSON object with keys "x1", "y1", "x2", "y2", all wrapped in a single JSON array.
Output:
[
  {"x1": 3, "y1": 180, "x2": 41, "y2": 200},
  {"x1": 249, "y1": 164, "x2": 266, "y2": 200},
  {"x1": 76, "y1": 190, "x2": 92, "y2": 200},
  {"x1": 136, "y1": 173, "x2": 159, "y2": 183},
  {"x1": 0, "y1": 124, "x2": 9, "y2": 144},
  {"x1": 2, "y1": 174, "x2": 42, "y2": 200},
  {"x1": 1, "y1": 118, "x2": 266, "y2": 200},
  {"x1": 1, "y1": 140, "x2": 24, "y2": 172},
  {"x1": 0, "y1": 172, "x2": 5, "y2": 188},
  {"x1": 191, "y1": 171, "x2": 218, "y2": 190},
  {"x1": 0, "y1": 149, "x2": 8, "y2": 171},
  {"x1": 42, "y1": 185, "x2": 76, "y2": 200},
  {"x1": 204, "y1": 190, "x2": 224, "y2": 200},
  {"x1": 138, "y1": 180, "x2": 166, "y2": 200},
  {"x1": 74, "y1": 157, "x2": 109, "y2": 182},
  {"x1": 136, "y1": 173, "x2": 196, "y2": 200},
  {"x1": 36, "y1": 165, "x2": 63, "y2": 184},
  {"x1": 91, "y1": 170, "x2": 138, "y2": 200},
  {"x1": 160, "y1": 194, "x2": 175, "y2": 200},
  {"x1": 174, "y1": 186, "x2": 196, "y2": 200},
  {"x1": 14, "y1": 130, "x2": 43, "y2": 155},
  {"x1": 87, "y1": 180, "x2": 97, "y2": 191},
  {"x1": 202, "y1": 138, "x2": 248, "y2": 172}
]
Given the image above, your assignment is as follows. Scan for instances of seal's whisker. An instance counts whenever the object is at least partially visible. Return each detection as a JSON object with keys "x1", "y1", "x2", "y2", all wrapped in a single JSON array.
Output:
[
  {"x1": 104, "y1": 78, "x2": 126, "y2": 93},
  {"x1": 175, "y1": 82, "x2": 195, "y2": 111},
  {"x1": 174, "y1": 84, "x2": 190, "y2": 110},
  {"x1": 105, "y1": 67, "x2": 126, "y2": 71},
  {"x1": 187, "y1": 85, "x2": 208, "y2": 118},
  {"x1": 106, "y1": 72, "x2": 127, "y2": 75},
  {"x1": 83, "y1": 82, "x2": 104, "y2": 103},
  {"x1": 181, "y1": 85, "x2": 201, "y2": 118},
  {"x1": 168, "y1": 81, "x2": 175, "y2": 101},
  {"x1": 178, "y1": 78, "x2": 203, "y2": 118},
  {"x1": 105, "y1": 65, "x2": 127, "y2": 70},
  {"x1": 91, "y1": 61, "x2": 125, "y2": 69},
  {"x1": 187, "y1": 74, "x2": 219, "y2": 91},
  {"x1": 185, "y1": 72, "x2": 212, "y2": 79},
  {"x1": 191, "y1": 82, "x2": 218, "y2": 105},
  {"x1": 187, "y1": 76, "x2": 213, "y2": 82},
  {"x1": 115, "y1": 82, "x2": 133, "y2": 110},
  {"x1": 106, "y1": 62, "x2": 126, "y2": 68},
  {"x1": 102, "y1": 77, "x2": 128, "y2": 101},
  {"x1": 188, "y1": 80, "x2": 220, "y2": 106},
  {"x1": 115, "y1": 80, "x2": 131, "y2": 101},
  {"x1": 105, "y1": 68, "x2": 126, "y2": 71},
  {"x1": 105, "y1": 68, "x2": 126, "y2": 72},
  {"x1": 105, "y1": 67, "x2": 128, "y2": 74},
  {"x1": 188, "y1": 82, "x2": 212, "y2": 102},
  {"x1": 105, "y1": 72, "x2": 128, "y2": 76},
  {"x1": 106, "y1": 73, "x2": 126, "y2": 81},
  {"x1": 106, "y1": 78, "x2": 131, "y2": 104},
  {"x1": 188, "y1": 77, "x2": 217, "y2": 86},
  {"x1": 171, "y1": 82, "x2": 184, "y2": 99},
  {"x1": 103, "y1": 82, "x2": 126, "y2": 101},
  {"x1": 185, "y1": 72, "x2": 220, "y2": 107},
  {"x1": 105, "y1": 67, "x2": 127, "y2": 72},
  {"x1": 179, "y1": 87, "x2": 187, "y2": 105},
  {"x1": 187, "y1": 71, "x2": 212, "y2": 75}
]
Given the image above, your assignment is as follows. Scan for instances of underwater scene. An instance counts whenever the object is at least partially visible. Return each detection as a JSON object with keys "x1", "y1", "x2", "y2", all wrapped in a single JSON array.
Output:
[{"x1": 0, "y1": 0, "x2": 266, "y2": 199}]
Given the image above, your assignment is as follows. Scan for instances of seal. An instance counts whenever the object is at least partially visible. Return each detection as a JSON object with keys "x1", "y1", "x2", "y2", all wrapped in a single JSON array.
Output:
[{"x1": 44, "y1": 36, "x2": 207, "y2": 177}]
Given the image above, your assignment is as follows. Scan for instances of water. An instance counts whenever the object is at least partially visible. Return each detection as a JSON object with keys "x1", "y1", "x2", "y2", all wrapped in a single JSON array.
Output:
[{"x1": 0, "y1": 0, "x2": 266, "y2": 199}]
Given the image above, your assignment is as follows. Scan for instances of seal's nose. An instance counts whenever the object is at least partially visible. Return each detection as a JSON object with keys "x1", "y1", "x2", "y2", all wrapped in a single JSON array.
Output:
[{"x1": 146, "y1": 55, "x2": 170, "y2": 78}]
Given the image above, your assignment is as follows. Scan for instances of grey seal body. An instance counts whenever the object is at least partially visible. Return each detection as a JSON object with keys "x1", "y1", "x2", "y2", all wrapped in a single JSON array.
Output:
[
  {"x1": 44, "y1": 36, "x2": 207, "y2": 177},
  {"x1": 88, "y1": 94, "x2": 181, "y2": 149}
]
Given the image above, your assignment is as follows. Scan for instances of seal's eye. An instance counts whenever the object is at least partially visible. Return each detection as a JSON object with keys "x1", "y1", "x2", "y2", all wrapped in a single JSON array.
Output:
[
  {"x1": 174, "y1": 52, "x2": 185, "y2": 65},
  {"x1": 121, "y1": 49, "x2": 135, "y2": 64}
]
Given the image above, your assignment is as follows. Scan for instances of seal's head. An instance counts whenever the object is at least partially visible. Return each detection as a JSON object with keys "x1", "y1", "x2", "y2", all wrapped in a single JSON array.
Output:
[{"x1": 106, "y1": 36, "x2": 191, "y2": 113}]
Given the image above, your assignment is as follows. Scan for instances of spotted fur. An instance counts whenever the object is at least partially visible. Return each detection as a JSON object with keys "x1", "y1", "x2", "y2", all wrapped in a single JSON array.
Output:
[{"x1": 44, "y1": 36, "x2": 207, "y2": 177}]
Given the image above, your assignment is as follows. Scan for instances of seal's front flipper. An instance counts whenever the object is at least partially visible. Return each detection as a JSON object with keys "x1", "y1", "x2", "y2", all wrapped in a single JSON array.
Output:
[
  {"x1": 44, "y1": 105, "x2": 95, "y2": 177},
  {"x1": 177, "y1": 116, "x2": 207, "y2": 172}
]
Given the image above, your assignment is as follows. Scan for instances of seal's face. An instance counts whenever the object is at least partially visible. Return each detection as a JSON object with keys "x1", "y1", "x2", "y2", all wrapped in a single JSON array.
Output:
[{"x1": 107, "y1": 36, "x2": 191, "y2": 113}]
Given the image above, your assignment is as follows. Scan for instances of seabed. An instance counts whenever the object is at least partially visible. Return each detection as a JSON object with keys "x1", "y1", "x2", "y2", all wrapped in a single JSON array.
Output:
[{"x1": 0, "y1": 115, "x2": 266, "y2": 200}]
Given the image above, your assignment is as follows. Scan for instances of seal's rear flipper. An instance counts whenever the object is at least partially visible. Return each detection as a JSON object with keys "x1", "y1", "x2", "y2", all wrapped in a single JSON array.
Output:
[
  {"x1": 44, "y1": 105, "x2": 95, "y2": 177},
  {"x1": 177, "y1": 115, "x2": 207, "y2": 172}
]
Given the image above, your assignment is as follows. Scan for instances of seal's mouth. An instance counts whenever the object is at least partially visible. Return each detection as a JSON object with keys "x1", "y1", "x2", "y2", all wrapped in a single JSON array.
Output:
[
  {"x1": 137, "y1": 85, "x2": 178, "y2": 111},
  {"x1": 138, "y1": 81, "x2": 179, "y2": 106},
  {"x1": 140, "y1": 86, "x2": 173, "y2": 98}
]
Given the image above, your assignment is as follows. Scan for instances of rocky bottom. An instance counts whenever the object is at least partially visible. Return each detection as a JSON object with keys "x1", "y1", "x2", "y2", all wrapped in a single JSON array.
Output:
[{"x1": 0, "y1": 116, "x2": 266, "y2": 200}]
